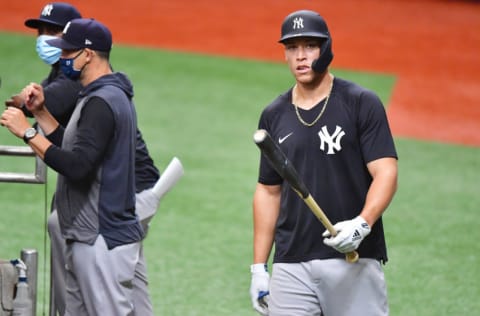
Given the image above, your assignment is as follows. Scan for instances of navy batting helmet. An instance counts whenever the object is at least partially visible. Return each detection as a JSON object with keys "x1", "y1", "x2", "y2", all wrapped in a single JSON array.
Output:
[{"x1": 279, "y1": 10, "x2": 333, "y2": 73}]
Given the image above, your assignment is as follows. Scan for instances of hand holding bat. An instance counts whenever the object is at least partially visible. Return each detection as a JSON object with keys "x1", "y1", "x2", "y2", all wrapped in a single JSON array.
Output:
[{"x1": 253, "y1": 129, "x2": 359, "y2": 263}]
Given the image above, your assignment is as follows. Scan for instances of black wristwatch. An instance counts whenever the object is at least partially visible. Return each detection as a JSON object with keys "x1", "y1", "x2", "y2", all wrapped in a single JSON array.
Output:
[{"x1": 23, "y1": 127, "x2": 38, "y2": 144}]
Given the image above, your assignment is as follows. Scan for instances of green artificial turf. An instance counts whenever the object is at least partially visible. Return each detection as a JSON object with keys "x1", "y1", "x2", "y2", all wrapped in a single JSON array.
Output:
[{"x1": 0, "y1": 32, "x2": 478, "y2": 315}]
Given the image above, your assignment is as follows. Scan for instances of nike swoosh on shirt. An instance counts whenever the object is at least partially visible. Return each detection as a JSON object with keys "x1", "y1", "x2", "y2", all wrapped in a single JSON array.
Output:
[{"x1": 278, "y1": 132, "x2": 293, "y2": 144}]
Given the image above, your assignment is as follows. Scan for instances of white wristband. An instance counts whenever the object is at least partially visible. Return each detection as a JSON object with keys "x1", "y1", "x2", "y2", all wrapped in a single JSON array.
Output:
[{"x1": 250, "y1": 263, "x2": 268, "y2": 273}]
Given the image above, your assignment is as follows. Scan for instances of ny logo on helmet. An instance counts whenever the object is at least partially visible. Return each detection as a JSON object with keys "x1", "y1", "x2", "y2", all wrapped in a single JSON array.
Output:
[
  {"x1": 42, "y1": 4, "x2": 54, "y2": 17},
  {"x1": 293, "y1": 17, "x2": 304, "y2": 30}
]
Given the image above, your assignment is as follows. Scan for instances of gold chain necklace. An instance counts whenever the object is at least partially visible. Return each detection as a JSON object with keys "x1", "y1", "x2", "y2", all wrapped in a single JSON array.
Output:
[{"x1": 293, "y1": 78, "x2": 334, "y2": 127}]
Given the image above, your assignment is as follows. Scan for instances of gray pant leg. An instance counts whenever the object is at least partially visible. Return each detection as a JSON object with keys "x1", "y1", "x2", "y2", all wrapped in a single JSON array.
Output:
[
  {"x1": 130, "y1": 188, "x2": 160, "y2": 316},
  {"x1": 311, "y1": 259, "x2": 389, "y2": 316},
  {"x1": 132, "y1": 246, "x2": 153, "y2": 316},
  {"x1": 269, "y1": 262, "x2": 322, "y2": 316},
  {"x1": 47, "y1": 210, "x2": 66, "y2": 316},
  {"x1": 65, "y1": 235, "x2": 140, "y2": 316}
]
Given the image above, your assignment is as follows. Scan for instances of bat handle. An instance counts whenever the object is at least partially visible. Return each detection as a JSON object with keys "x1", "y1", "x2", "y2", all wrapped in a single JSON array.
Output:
[
  {"x1": 304, "y1": 196, "x2": 360, "y2": 263},
  {"x1": 328, "y1": 227, "x2": 359, "y2": 263}
]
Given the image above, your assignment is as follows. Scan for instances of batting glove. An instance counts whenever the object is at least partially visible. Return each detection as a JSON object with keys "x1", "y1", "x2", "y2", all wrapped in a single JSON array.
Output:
[
  {"x1": 250, "y1": 263, "x2": 270, "y2": 316},
  {"x1": 322, "y1": 215, "x2": 371, "y2": 253}
]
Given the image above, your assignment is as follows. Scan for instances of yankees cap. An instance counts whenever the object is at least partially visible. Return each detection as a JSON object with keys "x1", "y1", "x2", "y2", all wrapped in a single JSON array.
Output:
[
  {"x1": 25, "y1": 2, "x2": 81, "y2": 29},
  {"x1": 47, "y1": 18, "x2": 112, "y2": 52}
]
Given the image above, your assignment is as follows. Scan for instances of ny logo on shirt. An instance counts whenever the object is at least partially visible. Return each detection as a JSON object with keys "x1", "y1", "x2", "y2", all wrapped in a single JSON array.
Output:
[{"x1": 318, "y1": 125, "x2": 345, "y2": 154}]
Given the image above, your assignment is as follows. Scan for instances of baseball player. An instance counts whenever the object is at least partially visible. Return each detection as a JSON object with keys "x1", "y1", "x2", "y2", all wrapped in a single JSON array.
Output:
[
  {"x1": 5, "y1": 3, "x2": 160, "y2": 315},
  {"x1": 249, "y1": 10, "x2": 398, "y2": 316}
]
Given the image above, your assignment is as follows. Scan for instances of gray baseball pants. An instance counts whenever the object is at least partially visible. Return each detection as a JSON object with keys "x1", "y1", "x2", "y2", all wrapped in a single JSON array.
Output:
[
  {"x1": 269, "y1": 259, "x2": 389, "y2": 316},
  {"x1": 48, "y1": 187, "x2": 160, "y2": 315},
  {"x1": 64, "y1": 235, "x2": 140, "y2": 316}
]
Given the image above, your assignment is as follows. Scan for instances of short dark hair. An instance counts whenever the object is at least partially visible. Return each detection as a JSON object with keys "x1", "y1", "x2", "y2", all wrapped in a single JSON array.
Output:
[
  {"x1": 96, "y1": 50, "x2": 110, "y2": 61},
  {"x1": 37, "y1": 22, "x2": 64, "y2": 34}
]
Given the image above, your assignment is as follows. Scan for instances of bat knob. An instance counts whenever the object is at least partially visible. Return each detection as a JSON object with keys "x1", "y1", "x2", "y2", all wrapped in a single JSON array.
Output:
[
  {"x1": 346, "y1": 251, "x2": 359, "y2": 263},
  {"x1": 253, "y1": 129, "x2": 268, "y2": 144}
]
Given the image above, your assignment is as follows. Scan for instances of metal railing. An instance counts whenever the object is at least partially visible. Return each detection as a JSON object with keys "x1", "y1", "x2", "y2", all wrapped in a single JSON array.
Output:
[
  {"x1": 0, "y1": 144, "x2": 46, "y2": 316},
  {"x1": 0, "y1": 145, "x2": 46, "y2": 184}
]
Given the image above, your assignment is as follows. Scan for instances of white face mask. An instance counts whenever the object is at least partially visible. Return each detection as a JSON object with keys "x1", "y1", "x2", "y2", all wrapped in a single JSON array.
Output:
[{"x1": 36, "y1": 35, "x2": 62, "y2": 65}]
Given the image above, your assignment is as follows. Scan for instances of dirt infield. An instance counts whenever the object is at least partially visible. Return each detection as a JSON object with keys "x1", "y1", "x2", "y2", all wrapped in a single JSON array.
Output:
[{"x1": 2, "y1": 0, "x2": 479, "y2": 146}]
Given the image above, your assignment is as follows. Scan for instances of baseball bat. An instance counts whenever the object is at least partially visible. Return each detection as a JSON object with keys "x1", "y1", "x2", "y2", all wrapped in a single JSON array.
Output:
[
  {"x1": 152, "y1": 157, "x2": 184, "y2": 199},
  {"x1": 139, "y1": 157, "x2": 184, "y2": 226},
  {"x1": 253, "y1": 129, "x2": 359, "y2": 263}
]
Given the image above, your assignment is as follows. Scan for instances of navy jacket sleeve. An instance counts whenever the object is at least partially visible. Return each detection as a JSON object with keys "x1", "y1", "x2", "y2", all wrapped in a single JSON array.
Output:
[{"x1": 42, "y1": 75, "x2": 82, "y2": 127}]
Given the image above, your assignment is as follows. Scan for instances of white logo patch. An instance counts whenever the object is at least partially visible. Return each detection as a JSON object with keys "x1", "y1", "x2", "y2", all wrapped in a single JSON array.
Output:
[
  {"x1": 41, "y1": 4, "x2": 53, "y2": 17},
  {"x1": 293, "y1": 17, "x2": 304, "y2": 30},
  {"x1": 318, "y1": 125, "x2": 345, "y2": 154},
  {"x1": 279, "y1": 132, "x2": 293, "y2": 144},
  {"x1": 85, "y1": 39, "x2": 92, "y2": 45},
  {"x1": 63, "y1": 21, "x2": 71, "y2": 35}
]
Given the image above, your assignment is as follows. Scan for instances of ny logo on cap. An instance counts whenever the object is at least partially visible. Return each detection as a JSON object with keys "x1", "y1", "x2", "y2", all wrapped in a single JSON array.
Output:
[
  {"x1": 293, "y1": 17, "x2": 304, "y2": 30},
  {"x1": 41, "y1": 4, "x2": 54, "y2": 17}
]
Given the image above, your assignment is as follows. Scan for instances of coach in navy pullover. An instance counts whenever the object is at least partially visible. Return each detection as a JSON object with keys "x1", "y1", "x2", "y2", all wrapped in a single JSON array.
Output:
[{"x1": 45, "y1": 72, "x2": 145, "y2": 248}]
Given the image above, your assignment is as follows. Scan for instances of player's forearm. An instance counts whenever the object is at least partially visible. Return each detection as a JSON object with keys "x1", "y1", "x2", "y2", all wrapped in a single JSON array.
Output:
[
  {"x1": 253, "y1": 183, "x2": 281, "y2": 263},
  {"x1": 32, "y1": 108, "x2": 60, "y2": 135},
  {"x1": 253, "y1": 222, "x2": 275, "y2": 264},
  {"x1": 361, "y1": 157, "x2": 398, "y2": 226}
]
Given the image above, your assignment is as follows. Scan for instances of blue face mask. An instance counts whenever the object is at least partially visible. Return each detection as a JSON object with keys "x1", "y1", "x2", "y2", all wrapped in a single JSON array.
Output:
[
  {"x1": 59, "y1": 50, "x2": 85, "y2": 80},
  {"x1": 36, "y1": 35, "x2": 62, "y2": 65}
]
